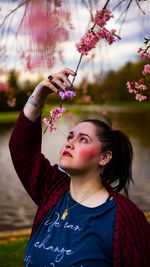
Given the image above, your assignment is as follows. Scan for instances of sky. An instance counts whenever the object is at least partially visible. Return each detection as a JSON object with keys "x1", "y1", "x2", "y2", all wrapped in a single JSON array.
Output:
[{"x1": 0, "y1": 0, "x2": 150, "y2": 85}]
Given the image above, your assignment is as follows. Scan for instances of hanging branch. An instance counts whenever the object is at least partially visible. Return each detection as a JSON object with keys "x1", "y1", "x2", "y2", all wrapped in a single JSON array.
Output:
[
  {"x1": 135, "y1": 0, "x2": 145, "y2": 15},
  {"x1": 116, "y1": 0, "x2": 133, "y2": 33},
  {"x1": 112, "y1": 0, "x2": 127, "y2": 12},
  {"x1": 0, "y1": 0, "x2": 28, "y2": 28},
  {"x1": 16, "y1": 0, "x2": 30, "y2": 35}
]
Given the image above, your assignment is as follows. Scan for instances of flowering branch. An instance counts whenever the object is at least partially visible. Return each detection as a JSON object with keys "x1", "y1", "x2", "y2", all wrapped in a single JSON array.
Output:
[
  {"x1": 126, "y1": 38, "x2": 150, "y2": 102},
  {"x1": 43, "y1": 7, "x2": 121, "y2": 132}
]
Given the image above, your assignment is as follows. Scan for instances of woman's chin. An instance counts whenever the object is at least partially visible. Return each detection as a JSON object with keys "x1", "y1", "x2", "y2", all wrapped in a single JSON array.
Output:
[
  {"x1": 59, "y1": 161, "x2": 72, "y2": 171},
  {"x1": 59, "y1": 162, "x2": 77, "y2": 175}
]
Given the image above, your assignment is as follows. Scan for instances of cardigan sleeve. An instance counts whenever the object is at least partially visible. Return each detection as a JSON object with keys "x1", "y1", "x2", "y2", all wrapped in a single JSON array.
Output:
[
  {"x1": 117, "y1": 195, "x2": 150, "y2": 267},
  {"x1": 9, "y1": 109, "x2": 66, "y2": 206}
]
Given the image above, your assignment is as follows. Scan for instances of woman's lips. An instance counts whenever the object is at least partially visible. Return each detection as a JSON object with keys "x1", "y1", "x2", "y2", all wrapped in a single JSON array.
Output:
[{"x1": 62, "y1": 151, "x2": 73, "y2": 157}]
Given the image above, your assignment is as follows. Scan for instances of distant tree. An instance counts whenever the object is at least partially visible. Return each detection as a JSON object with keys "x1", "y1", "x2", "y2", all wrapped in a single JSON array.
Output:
[{"x1": 7, "y1": 70, "x2": 19, "y2": 90}]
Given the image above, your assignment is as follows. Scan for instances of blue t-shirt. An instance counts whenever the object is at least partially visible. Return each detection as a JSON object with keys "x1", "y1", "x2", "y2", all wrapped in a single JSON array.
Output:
[{"x1": 24, "y1": 190, "x2": 117, "y2": 267}]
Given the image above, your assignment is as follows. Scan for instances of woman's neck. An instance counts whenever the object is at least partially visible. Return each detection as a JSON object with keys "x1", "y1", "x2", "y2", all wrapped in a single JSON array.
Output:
[{"x1": 70, "y1": 174, "x2": 106, "y2": 203}]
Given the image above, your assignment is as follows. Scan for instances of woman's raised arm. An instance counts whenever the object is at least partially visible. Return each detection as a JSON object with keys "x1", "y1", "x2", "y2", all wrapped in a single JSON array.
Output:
[{"x1": 9, "y1": 68, "x2": 75, "y2": 205}]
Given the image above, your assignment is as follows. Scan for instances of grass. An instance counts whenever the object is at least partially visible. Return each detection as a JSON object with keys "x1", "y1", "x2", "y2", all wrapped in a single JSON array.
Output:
[
  {"x1": 0, "y1": 238, "x2": 28, "y2": 267},
  {"x1": 0, "y1": 111, "x2": 20, "y2": 123}
]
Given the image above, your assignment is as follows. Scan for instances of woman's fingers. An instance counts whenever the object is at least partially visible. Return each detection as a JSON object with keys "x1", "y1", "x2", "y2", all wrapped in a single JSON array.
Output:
[
  {"x1": 62, "y1": 68, "x2": 76, "y2": 77},
  {"x1": 59, "y1": 73, "x2": 72, "y2": 87},
  {"x1": 36, "y1": 68, "x2": 76, "y2": 97},
  {"x1": 52, "y1": 68, "x2": 76, "y2": 88},
  {"x1": 53, "y1": 79, "x2": 66, "y2": 91}
]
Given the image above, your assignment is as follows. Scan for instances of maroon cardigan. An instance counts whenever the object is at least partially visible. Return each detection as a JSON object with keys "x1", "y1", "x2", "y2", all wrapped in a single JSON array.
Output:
[{"x1": 9, "y1": 110, "x2": 150, "y2": 267}]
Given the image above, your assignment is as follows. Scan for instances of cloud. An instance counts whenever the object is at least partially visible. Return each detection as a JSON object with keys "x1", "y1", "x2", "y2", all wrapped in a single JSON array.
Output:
[{"x1": 0, "y1": 0, "x2": 150, "y2": 84}]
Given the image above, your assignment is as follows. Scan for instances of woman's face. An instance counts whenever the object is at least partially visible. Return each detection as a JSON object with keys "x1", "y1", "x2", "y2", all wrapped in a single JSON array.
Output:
[{"x1": 59, "y1": 122, "x2": 103, "y2": 175}]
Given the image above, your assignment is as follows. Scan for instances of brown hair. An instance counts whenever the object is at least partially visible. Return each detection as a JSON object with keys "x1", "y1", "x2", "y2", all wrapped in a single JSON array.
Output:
[{"x1": 82, "y1": 118, "x2": 133, "y2": 198}]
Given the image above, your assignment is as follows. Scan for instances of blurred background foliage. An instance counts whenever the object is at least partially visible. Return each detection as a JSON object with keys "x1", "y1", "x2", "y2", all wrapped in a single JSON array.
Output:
[{"x1": 0, "y1": 58, "x2": 150, "y2": 112}]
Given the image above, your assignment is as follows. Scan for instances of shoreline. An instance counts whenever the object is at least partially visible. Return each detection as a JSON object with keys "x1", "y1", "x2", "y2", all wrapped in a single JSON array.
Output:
[
  {"x1": 0, "y1": 212, "x2": 150, "y2": 244},
  {"x1": 1, "y1": 102, "x2": 150, "y2": 123}
]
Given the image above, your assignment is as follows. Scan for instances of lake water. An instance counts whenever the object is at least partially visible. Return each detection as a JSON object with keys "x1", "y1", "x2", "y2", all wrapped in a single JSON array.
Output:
[{"x1": 0, "y1": 105, "x2": 150, "y2": 232}]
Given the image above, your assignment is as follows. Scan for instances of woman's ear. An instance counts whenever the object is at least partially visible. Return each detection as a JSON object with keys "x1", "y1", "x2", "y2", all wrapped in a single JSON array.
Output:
[{"x1": 99, "y1": 151, "x2": 112, "y2": 167}]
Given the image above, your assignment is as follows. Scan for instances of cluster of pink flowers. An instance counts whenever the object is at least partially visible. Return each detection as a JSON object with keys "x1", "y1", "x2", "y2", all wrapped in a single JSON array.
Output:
[
  {"x1": 138, "y1": 47, "x2": 150, "y2": 59},
  {"x1": 20, "y1": 2, "x2": 71, "y2": 71},
  {"x1": 142, "y1": 64, "x2": 150, "y2": 76},
  {"x1": 59, "y1": 89, "x2": 76, "y2": 100},
  {"x1": 76, "y1": 30, "x2": 99, "y2": 56},
  {"x1": 43, "y1": 106, "x2": 66, "y2": 132},
  {"x1": 126, "y1": 80, "x2": 147, "y2": 102},
  {"x1": 127, "y1": 40, "x2": 150, "y2": 102},
  {"x1": 76, "y1": 9, "x2": 121, "y2": 55},
  {"x1": 94, "y1": 9, "x2": 114, "y2": 27}
]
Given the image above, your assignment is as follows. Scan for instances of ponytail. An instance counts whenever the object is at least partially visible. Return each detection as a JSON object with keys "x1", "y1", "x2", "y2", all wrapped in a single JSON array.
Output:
[
  {"x1": 102, "y1": 129, "x2": 133, "y2": 197},
  {"x1": 82, "y1": 118, "x2": 134, "y2": 198}
]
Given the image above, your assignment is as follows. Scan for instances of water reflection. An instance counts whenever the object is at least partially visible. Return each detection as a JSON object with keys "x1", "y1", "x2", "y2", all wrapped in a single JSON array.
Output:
[{"x1": 0, "y1": 107, "x2": 150, "y2": 231}]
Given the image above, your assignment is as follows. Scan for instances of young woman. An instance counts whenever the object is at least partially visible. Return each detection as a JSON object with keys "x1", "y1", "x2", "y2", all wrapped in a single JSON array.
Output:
[{"x1": 9, "y1": 68, "x2": 150, "y2": 267}]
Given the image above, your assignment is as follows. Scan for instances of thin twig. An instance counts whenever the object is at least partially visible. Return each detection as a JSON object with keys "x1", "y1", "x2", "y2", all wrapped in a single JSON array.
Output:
[
  {"x1": 111, "y1": 0, "x2": 127, "y2": 12},
  {"x1": 0, "y1": 0, "x2": 28, "y2": 28},
  {"x1": 16, "y1": 0, "x2": 30, "y2": 35},
  {"x1": 71, "y1": 53, "x2": 83, "y2": 87},
  {"x1": 116, "y1": 0, "x2": 133, "y2": 24},
  {"x1": 103, "y1": 0, "x2": 111, "y2": 10},
  {"x1": 135, "y1": 0, "x2": 145, "y2": 15}
]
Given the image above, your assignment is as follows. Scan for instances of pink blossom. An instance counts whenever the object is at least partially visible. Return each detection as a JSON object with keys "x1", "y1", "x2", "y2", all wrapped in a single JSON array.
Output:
[
  {"x1": 140, "y1": 52, "x2": 150, "y2": 59},
  {"x1": 142, "y1": 70, "x2": 147, "y2": 76},
  {"x1": 49, "y1": 125, "x2": 57, "y2": 132},
  {"x1": 106, "y1": 29, "x2": 116, "y2": 45},
  {"x1": 94, "y1": 9, "x2": 114, "y2": 27},
  {"x1": 43, "y1": 106, "x2": 66, "y2": 132},
  {"x1": 135, "y1": 94, "x2": 147, "y2": 102},
  {"x1": 59, "y1": 90, "x2": 76, "y2": 100},
  {"x1": 22, "y1": 3, "x2": 69, "y2": 47},
  {"x1": 135, "y1": 82, "x2": 139, "y2": 89},
  {"x1": 50, "y1": 106, "x2": 66, "y2": 122},
  {"x1": 76, "y1": 30, "x2": 99, "y2": 55},
  {"x1": 43, "y1": 118, "x2": 52, "y2": 127},
  {"x1": 126, "y1": 81, "x2": 133, "y2": 91},
  {"x1": 7, "y1": 97, "x2": 16, "y2": 107},
  {"x1": 142, "y1": 64, "x2": 150, "y2": 76},
  {"x1": 43, "y1": 118, "x2": 57, "y2": 132},
  {"x1": 76, "y1": 9, "x2": 120, "y2": 55},
  {"x1": 128, "y1": 88, "x2": 134, "y2": 93},
  {"x1": 20, "y1": 2, "x2": 71, "y2": 70},
  {"x1": 135, "y1": 81, "x2": 147, "y2": 91},
  {"x1": 138, "y1": 84, "x2": 147, "y2": 91},
  {"x1": 144, "y1": 64, "x2": 150, "y2": 74},
  {"x1": 96, "y1": 28, "x2": 119, "y2": 45}
]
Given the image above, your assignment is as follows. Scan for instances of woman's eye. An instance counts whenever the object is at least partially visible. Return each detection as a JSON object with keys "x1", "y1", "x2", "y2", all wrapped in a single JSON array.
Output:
[
  {"x1": 80, "y1": 137, "x2": 87, "y2": 143},
  {"x1": 67, "y1": 136, "x2": 72, "y2": 141}
]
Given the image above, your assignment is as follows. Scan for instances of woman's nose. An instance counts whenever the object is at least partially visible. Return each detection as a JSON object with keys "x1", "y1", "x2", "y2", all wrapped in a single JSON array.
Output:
[{"x1": 65, "y1": 139, "x2": 74, "y2": 149}]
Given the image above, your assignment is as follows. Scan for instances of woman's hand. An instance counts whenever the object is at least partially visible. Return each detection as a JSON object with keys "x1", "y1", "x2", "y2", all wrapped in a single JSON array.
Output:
[
  {"x1": 35, "y1": 68, "x2": 76, "y2": 98},
  {"x1": 24, "y1": 68, "x2": 76, "y2": 122}
]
